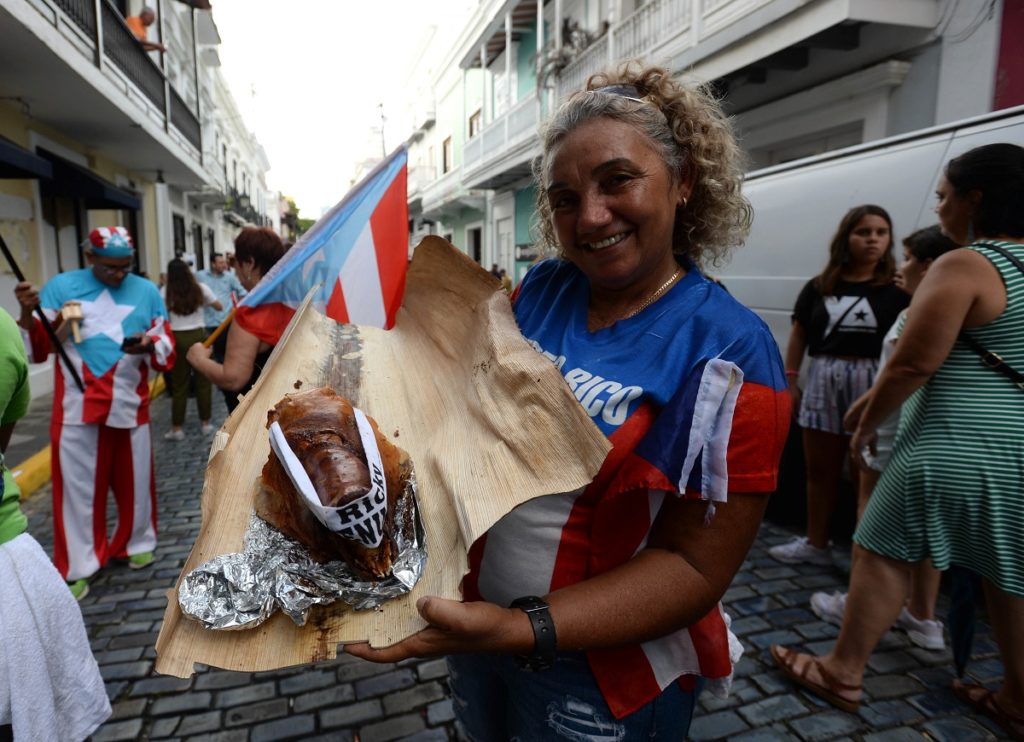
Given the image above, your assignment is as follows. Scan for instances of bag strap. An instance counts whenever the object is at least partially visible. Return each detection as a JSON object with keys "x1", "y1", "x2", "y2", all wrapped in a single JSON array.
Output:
[
  {"x1": 959, "y1": 242, "x2": 1024, "y2": 392},
  {"x1": 976, "y1": 240, "x2": 1024, "y2": 275}
]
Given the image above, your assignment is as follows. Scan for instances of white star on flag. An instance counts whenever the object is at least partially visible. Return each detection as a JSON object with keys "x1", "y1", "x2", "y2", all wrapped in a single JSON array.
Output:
[{"x1": 78, "y1": 289, "x2": 136, "y2": 346}]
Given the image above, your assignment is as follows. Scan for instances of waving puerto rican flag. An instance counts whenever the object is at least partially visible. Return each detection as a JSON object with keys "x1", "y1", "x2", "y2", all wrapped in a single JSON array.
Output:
[{"x1": 235, "y1": 146, "x2": 408, "y2": 344}]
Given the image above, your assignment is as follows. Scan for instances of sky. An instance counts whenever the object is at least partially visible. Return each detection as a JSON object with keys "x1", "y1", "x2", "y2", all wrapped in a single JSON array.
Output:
[{"x1": 213, "y1": 0, "x2": 476, "y2": 217}]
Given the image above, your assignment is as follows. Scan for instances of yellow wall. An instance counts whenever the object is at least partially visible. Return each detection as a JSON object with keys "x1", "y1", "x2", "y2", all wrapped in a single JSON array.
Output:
[
  {"x1": 0, "y1": 101, "x2": 158, "y2": 286},
  {"x1": 0, "y1": 103, "x2": 45, "y2": 285}
]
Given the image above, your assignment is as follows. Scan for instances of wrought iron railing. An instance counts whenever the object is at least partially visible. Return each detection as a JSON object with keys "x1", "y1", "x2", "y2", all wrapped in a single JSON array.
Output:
[
  {"x1": 50, "y1": 0, "x2": 201, "y2": 154},
  {"x1": 169, "y1": 86, "x2": 202, "y2": 150},
  {"x1": 226, "y1": 186, "x2": 270, "y2": 226},
  {"x1": 100, "y1": 2, "x2": 165, "y2": 110},
  {"x1": 53, "y1": 0, "x2": 96, "y2": 36}
]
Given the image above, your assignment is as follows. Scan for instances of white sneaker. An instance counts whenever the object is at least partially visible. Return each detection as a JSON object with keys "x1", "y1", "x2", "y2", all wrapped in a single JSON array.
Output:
[
  {"x1": 896, "y1": 607, "x2": 946, "y2": 651},
  {"x1": 200, "y1": 423, "x2": 214, "y2": 435},
  {"x1": 810, "y1": 591, "x2": 847, "y2": 626},
  {"x1": 164, "y1": 429, "x2": 185, "y2": 441},
  {"x1": 768, "y1": 536, "x2": 832, "y2": 565}
]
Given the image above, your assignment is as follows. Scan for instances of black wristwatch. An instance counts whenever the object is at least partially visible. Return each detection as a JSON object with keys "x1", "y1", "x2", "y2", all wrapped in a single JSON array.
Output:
[{"x1": 510, "y1": 596, "x2": 557, "y2": 671}]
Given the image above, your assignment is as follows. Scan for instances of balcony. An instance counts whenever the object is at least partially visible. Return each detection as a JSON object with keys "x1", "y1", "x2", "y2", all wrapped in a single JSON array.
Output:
[
  {"x1": 0, "y1": 0, "x2": 208, "y2": 184},
  {"x1": 407, "y1": 164, "x2": 437, "y2": 210},
  {"x1": 225, "y1": 186, "x2": 271, "y2": 227},
  {"x1": 462, "y1": 89, "x2": 540, "y2": 190},
  {"x1": 553, "y1": 0, "x2": 938, "y2": 101},
  {"x1": 420, "y1": 167, "x2": 484, "y2": 220}
]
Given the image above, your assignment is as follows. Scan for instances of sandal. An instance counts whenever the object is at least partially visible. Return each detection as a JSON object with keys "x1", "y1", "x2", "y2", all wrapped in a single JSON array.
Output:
[
  {"x1": 770, "y1": 644, "x2": 862, "y2": 713},
  {"x1": 952, "y1": 681, "x2": 1024, "y2": 741}
]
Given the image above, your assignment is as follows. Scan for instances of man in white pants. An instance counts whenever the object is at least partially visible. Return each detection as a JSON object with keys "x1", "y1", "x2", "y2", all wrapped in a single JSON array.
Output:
[{"x1": 15, "y1": 226, "x2": 174, "y2": 598}]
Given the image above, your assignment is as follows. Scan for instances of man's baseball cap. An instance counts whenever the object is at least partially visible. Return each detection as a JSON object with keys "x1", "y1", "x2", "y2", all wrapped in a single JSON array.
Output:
[{"x1": 87, "y1": 226, "x2": 134, "y2": 257}]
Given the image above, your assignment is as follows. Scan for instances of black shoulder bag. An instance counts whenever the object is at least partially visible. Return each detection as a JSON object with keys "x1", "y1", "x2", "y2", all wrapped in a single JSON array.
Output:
[{"x1": 959, "y1": 242, "x2": 1024, "y2": 392}]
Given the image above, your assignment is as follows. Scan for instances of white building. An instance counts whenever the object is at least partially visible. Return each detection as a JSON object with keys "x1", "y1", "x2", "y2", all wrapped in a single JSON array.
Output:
[
  {"x1": 406, "y1": 0, "x2": 1018, "y2": 282},
  {"x1": 0, "y1": 0, "x2": 277, "y2": 396}
]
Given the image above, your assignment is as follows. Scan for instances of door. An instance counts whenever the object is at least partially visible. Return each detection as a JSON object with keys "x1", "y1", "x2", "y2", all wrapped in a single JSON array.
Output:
[
  {"x1": 496, "y1": 217, "x2": 513, "y2": 272},
  {"x1": 467, "y1": 227, "x2": 482, "y2": 264}
]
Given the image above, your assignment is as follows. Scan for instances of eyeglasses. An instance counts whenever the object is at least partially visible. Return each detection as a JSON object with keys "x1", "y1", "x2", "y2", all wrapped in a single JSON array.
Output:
[
  {"x1": 96, "y1": 262, "x2": 132, "y2": 277},
  {"x1": 590, "y1": 84, "x2": 648, "y2": 105}
]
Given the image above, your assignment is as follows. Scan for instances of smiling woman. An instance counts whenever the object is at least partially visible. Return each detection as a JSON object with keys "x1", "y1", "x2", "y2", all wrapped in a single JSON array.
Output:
[{"x1": 346, "y1": 63, "x2": 792, "y2": 740}]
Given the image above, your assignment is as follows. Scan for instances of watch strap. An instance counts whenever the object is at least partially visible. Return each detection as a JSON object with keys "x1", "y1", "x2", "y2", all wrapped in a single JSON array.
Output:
[{"x1": 510, "y1": 595, "x2": 557, "y2": 671}]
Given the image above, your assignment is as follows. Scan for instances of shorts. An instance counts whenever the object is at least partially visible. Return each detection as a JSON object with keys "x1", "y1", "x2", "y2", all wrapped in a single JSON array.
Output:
[{"x1": 798, "y1": 355, "x2": 877, "y2": 435}]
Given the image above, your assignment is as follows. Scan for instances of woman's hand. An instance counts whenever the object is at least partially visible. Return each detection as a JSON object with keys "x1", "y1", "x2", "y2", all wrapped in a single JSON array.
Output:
[
  {"x1": 850, "y1": 425, "x2": 878, "y2": 470},
  {"x1": 843, "y1": 391, "x2": 871, "y2": 433},
  {"x1": 344, "y1": 597, "x2": 532, "y2": 663},
  {"x1": 787, "y1": 381, "x2": 802, "y2": 418},
  {"x1": 187, "y1": 341, "x2": 213, "y2": 367}
]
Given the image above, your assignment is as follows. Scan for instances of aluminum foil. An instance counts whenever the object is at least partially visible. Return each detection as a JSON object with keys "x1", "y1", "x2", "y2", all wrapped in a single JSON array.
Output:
[{"x1": 179, "y1": 472, "x2": 425, "y2": 630}]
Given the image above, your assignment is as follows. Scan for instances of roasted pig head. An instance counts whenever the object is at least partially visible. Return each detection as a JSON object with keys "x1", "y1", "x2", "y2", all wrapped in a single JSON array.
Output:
[{"x1": 257, "y1": 387, "x2": 407, "y2": 580}]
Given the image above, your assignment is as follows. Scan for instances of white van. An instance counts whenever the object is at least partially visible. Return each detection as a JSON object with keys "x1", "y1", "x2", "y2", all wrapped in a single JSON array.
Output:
[{"x1": 721, "y1": 104, "x2": 1024, "y2": 352}]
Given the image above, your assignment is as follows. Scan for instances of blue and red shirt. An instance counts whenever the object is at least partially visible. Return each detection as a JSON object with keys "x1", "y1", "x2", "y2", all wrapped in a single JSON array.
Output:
[
  {"x1": 29, "y1": 269, "x2": 174, "y2": 428},
  {"x1": 465, "y1": 258, "x2": 790, "y2": 718}
]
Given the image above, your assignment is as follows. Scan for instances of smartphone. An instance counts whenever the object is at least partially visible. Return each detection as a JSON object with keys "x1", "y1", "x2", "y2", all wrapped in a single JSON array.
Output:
[{"x1": 121, "y1": 336, "x2": 142, "y2": 350}]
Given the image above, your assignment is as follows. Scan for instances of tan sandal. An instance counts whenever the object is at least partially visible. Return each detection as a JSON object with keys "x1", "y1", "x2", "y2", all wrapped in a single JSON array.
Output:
[
  {"x1": 770, "y1": 644, "x2": 862, "y2": 713},
  {"x1": 953, "y1": 681, "x2": 1024, "y2": 741}
]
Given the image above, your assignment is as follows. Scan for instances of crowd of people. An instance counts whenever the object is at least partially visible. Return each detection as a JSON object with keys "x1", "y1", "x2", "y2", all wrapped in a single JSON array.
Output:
[
  {"x1": 1, "y1": 60, "x2": 1022, "y2": 740},
  {"x1": 769, "y1": 143, "x2": 1024, "y2": 740}
]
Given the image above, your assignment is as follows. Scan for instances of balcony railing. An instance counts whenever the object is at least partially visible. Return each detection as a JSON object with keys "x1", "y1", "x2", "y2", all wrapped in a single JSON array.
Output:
[
  {"x1": 169, "y1": 86, "x2": 201, "y2": 151},
  {"x1": 50, "y1": 0, "x2": 202, "y2": 153},
  {"x1": 612, "y1": 0, "x2": 693, "y2": 62},
  {"x1": 462, "y1": 90, "x2": 539, "y2": 180},
  {"x1": 555, "y1": 0, "x2": 775, "y2": 101},
  {"x1": 420, "y1": 167, "x2": 463, "y2": 213},
  {"x1": 407, "y1": 164, "x2": 437, "y2": 199},
  {"x1": 225, "y1": 186, "x2": 271, "y2": 227}
]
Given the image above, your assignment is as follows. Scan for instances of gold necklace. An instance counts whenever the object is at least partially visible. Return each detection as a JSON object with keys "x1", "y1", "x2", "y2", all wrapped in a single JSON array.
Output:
[{"x1": 620, "y1": 267, "x2": 683, "y2": 320}]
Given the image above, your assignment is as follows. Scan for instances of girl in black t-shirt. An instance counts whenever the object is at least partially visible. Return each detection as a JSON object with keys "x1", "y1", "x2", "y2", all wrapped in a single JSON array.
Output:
[{"x1": 769, "y1": 205, "x2": 908, "y2": 567}]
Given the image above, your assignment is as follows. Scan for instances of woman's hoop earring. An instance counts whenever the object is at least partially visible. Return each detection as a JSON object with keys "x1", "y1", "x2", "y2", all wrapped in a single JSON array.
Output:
[{"x1": 680, "y1": 197, "x2": 688, "y2": 209}]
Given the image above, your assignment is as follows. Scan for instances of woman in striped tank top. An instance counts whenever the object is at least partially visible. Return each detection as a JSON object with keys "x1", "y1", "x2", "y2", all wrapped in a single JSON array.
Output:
[{"x1": 771, "y1": 143, "x2": 1024, "y2": 740}]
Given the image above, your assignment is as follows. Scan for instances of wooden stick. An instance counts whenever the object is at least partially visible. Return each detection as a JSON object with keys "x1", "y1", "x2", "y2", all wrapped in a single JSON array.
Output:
[
  {"x1": 0, "y1": 233, "x2": 85, "y2": 391},
  {"x1": 203, "y1": 309, "x2": 235, "y2": 348}
]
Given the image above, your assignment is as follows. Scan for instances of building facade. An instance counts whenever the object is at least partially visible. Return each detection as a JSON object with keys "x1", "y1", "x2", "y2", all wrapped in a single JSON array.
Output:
[
  {"x1": 406, "y1": 0, "x2": 1019, "y2": 282},
  {"x1": 0, "y1": 0, "x2": 277, "y2": 396}
]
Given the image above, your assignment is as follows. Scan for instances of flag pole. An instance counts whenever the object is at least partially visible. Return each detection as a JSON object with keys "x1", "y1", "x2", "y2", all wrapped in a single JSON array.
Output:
[
  {"x1": 202, "y1": 309, "x2": 234, "y2": 348},
  {"x1": 0, "y1": 233, "x2": 85, "y2": 392}
]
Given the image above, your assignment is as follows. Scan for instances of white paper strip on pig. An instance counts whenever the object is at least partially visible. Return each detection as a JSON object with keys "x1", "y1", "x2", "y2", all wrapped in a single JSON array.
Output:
[{"x1": 267, "y1": 407, "x2": 388, "y2": 548}]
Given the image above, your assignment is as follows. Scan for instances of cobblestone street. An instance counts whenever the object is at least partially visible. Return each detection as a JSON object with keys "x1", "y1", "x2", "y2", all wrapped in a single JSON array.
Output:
[{"x1": 19, "y1": 391, "x2": 1008, "y2": 741}]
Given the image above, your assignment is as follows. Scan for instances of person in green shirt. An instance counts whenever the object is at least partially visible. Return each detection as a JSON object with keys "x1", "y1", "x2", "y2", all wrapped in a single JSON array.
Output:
[
  {"x1": 0, "y1": 307, "x2": 30, "y2": 544},
  {"x1": 0, "y1": 307, "x2": 110, "y2": 739}
]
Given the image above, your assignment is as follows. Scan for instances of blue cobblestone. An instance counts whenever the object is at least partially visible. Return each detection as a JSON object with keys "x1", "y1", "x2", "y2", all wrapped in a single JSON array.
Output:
[
  {"x1": 688, "y1": 710, "x2": 749, "y2": 740},
  {"x1": 737, "y1": 694, "x2": 808, "y2": 725},
  {"x1": 921, "y1": 716, "x2": 995, "y2": 741},
  {"x1": 788, "y1": 710, "x2": 864, "y2": 741},
  {"x1": 857, "y1": 699, "x2": 924, "y2": 728}
]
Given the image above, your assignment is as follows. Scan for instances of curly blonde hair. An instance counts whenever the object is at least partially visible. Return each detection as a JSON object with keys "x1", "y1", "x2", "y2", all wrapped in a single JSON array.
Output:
[{"x1": 533, "y1": 62, "x2": 751, "y2": 268}]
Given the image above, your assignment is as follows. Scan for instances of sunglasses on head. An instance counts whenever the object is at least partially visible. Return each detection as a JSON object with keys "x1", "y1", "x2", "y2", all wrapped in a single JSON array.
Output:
[{"x1": 590, "y1": 84, "x2": 648, "y2": 104}]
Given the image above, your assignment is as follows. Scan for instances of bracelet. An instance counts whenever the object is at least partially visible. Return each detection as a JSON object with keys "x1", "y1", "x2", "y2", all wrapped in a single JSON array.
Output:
[
  {"x1": 510, "y1": 596, "x2": 557, "y2": 671},
  {"x1": 785, "y1": 369, "x2": 800, "y2": 378}
]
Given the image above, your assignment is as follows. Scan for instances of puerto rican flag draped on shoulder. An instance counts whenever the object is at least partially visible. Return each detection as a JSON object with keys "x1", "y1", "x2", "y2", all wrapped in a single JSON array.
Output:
[{"x1": 235, "y1": 146, "x2": 408, "y2": 345}]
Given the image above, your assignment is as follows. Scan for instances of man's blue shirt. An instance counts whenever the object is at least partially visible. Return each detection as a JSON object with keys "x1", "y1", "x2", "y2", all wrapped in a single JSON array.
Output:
[{"x1": 197, "y1": 269, "x2": 246, "y2": 327}]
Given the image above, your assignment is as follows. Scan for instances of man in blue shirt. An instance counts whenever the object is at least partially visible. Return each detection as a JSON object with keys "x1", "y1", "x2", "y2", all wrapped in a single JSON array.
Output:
[{"x1": 197, "y1": 252, "x2": 246, "y2": 361}]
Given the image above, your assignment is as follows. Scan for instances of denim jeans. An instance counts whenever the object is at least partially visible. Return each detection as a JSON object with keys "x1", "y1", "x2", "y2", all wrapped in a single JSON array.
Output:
[{"x1": 447, "y1": 652, "x2": 699, "y2": 741}]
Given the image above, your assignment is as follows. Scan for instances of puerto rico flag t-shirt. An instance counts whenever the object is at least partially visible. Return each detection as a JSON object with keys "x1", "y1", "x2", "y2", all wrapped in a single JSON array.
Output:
[{"x1": 465, "y1": 258, "x2": 790, "y2": 718}]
